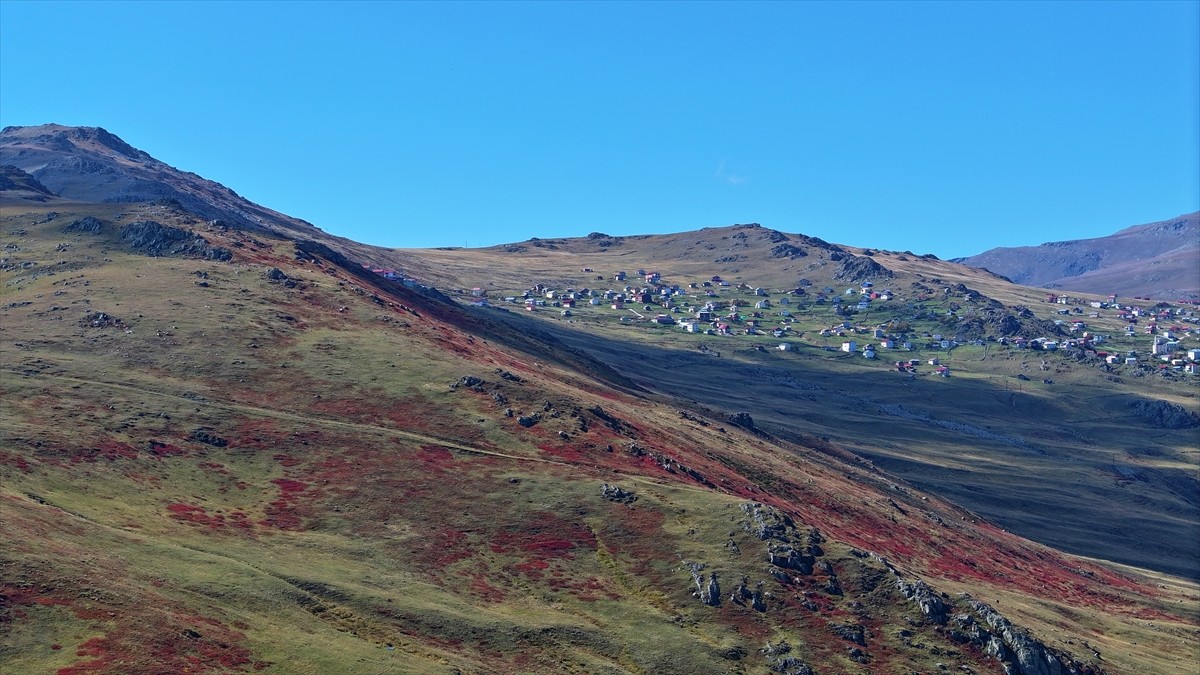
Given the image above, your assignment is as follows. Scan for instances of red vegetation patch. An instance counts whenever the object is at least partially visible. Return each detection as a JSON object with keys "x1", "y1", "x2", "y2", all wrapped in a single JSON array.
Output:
[
  {"x1": 66, "y1": 439, "x2": 140, "y2": 464},
  {"x1": 165, "y1": 503, "x2": 254, "y2": 533},
  {"x1": 228, "y1": 419, "x2": 292, "y2": 453},
  {"x1": 55, "y1": 618, "x2": 253, "y2": 674},
  {"x1": 468, "y1": 573, "x2": 506, "y2": 602},
  {"x1": 0, "y1": 450, "x2": 32, "y2": 472},
  {"x1": 3, "y1": 581, "x2": 256, "y2": 674},
  {"x1": 147, "y1": 441, "x2": 187, "y2": 458},
  {"x1": 417, "y1": 445, "x2": 456, "y2": 473},
  {"x1": 258, "y1": 478, "x2": 312, "y2": 530}
]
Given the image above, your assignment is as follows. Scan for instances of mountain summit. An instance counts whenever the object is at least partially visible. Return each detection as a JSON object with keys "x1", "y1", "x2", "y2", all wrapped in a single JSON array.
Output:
[{"x1": 0, "y1": 124, "x2": 324, "y2": 239}]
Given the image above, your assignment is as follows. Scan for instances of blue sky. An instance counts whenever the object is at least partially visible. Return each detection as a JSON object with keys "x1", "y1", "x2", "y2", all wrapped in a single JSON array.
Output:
[{"x1": 1, "y1": 1, "x2": 1196, "y2": 257}]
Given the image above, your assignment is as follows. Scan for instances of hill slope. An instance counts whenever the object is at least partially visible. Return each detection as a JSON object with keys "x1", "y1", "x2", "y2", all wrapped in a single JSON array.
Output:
[
  {"x1": 393, "y1": 226, "x2": 1200, "y2": 582},
  {"x1": 1, "y1": 127, "x2": 1198, "y2": 674},
  {"x1": 953, "y1": 213, "x2": 1200, "y2": 300}
]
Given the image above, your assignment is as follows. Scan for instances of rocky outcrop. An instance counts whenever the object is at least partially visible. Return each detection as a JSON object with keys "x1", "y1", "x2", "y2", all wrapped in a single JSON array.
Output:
[
  {"x1": 64, "y1": 216, "x2": 107, "y2": 234},
  {"x1": 895, "y1": 578, "x2": 948, "y2": 624},
  {"x1": 1128, "y1": 399, "x2": 1200, "y2": 429},
  {"x1": 191, "y1": 428, "x2": 229, "y2": 447},
  {"x1": 599, "y1": 483, "x2": 636, "y2": 504},
  {"x1": 686, "y1": 563, "x2": 721, "y2": 607},
  {"x1": 833, "y1": 255, "x2": 893, "y2": 282},
  {"x1": 79, "y1": 311, "x2": 123, "y2": 328},
  {"x1": 119, "y1": 220, "x2": 232, "y2": 260},
  {"x1": 770, "y1": 243, "x2": 808, "y2": 259},
  {"x1": 767, "y1": 542, "x2": 814, "y2": 574},
  {"x1": 741, "y1": 502, "x2": 796, "y2": 541},
  {"x1": 960, "y1": 596, "x2": 1104, "y2": 675}
]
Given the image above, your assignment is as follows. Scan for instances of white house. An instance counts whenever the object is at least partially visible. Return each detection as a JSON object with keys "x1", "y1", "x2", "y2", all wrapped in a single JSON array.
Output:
[
  {"x1": 777, "y1": 342, "x2": 793, "y2": 351},
  {"x1": 842, "y1": 341, "x2": 857, "y2": 353}
]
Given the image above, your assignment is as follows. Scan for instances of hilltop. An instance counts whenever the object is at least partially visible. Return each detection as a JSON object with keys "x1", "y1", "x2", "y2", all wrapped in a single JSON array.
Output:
[
  {"x1": 2, "y1": 126, "x2": 1198, "y2": 674},
  {"x1": 954, "y1": 213, "x2": 1200, "y2": 301}
]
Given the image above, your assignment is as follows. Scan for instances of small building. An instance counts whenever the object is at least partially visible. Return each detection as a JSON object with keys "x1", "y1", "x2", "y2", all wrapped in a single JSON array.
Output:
[
  {"x1": 863, "y1": 347, "x2": 877, "y2": 359},
  {"x1": 842, "y1": 341, "x2": 857, "y2": 353},
  {"x1": 777, "y1": 342, "x2": 793, "y2": 351}
]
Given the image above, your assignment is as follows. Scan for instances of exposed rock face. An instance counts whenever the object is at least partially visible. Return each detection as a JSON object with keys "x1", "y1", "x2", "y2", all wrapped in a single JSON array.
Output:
[
  {"x1": 962, "y1": 596, "x2": 1103, "y2": 675},
  {"x1": 887, "y1": 562, "x2": 1104, "y2": 675},
  {"x1": 833, "y1": 255, "x2": 893, "y2": 281},
  {"x1": 63, "y1": 216, "x2": 107, "y2": 234},
  {"x1": 686, "y1": 563, "x2": 721, "y2": 607},
  {"x1": 119, "y1": 220, "x2": 232, "y2": 260},
  {"x1": 1128, "y1": 399, "x2": 1200, "y2": 429},
  {"x1": 767, "y1": 542, "x2": 814, "y2": 574},
  {"x1": 770, "y1": 243, "x2": 808, "y2": 259},
  {"x1": 741, "y1": 502, "x2": 795, "y2": 541},
  {"x1": 191, "y1": 428, "x2": 229, "y2": 447},
  {"x1": 832, "y1": 623, "x2": 866, "y2": 646},
  {"x1": 896, "y1": 578, "x2": 948, "y2": 624},
  {"x1": 598, "y1": 483, "x2": 636, "y2": 504},
  {"x1": 771, "y1": 657, "x2": 815, "y2": 675}
]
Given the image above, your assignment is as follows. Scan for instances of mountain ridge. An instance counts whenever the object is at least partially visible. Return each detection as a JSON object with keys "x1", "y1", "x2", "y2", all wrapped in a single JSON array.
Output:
[
  {"x1": 953, "y1": 212, "x2": 1200, "y2": 300},
  {"x1": 2, "y1": 124, "x2": 1197, "y2": 674}
]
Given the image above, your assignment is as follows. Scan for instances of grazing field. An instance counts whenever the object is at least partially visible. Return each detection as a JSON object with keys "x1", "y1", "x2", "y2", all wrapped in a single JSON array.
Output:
[{"x1": 3, "y1": 203, "x2": 1197, "y2": 674}]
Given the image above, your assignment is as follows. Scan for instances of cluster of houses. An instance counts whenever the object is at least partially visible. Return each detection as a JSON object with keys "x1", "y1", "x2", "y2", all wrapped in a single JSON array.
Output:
[
  {"x1": 364, "y1": 265, "x2": 422, "y2": 289},
  {"x1": 444, "y1": 263, "x2": 1200, "y2": 376}
]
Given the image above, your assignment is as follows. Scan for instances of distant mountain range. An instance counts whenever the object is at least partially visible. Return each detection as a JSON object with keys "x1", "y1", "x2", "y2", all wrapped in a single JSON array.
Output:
[{"x1": 954, "y1": 213, "x2": 1199, "y2": 301}]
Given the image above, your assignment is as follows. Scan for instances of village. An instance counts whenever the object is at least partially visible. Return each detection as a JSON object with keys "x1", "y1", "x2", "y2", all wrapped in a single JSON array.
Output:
[{"x1": 363, "y1": 264, "x2": 1200, "y2": 383}]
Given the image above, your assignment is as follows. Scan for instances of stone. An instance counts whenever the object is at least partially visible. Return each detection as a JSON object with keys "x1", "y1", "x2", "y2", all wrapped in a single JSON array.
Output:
[{"x1": 599, "y1": 483, "x2": 636, "y2": 504}]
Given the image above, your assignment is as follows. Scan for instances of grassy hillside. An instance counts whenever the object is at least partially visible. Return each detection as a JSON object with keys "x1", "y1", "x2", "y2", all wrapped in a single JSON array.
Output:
[
  {"x1": 2, "y1": 206, "x2": 1198, "y2": 674},
  {"x1": 388, "y1": 225, "x2": 1200, "y2": 581}
]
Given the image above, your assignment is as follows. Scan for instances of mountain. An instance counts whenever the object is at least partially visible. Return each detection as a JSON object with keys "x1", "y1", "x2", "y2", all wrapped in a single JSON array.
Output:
[
  {"x1": 953, "y1": 213, "x2": 1200, "y2": 301},
  {"x1": 0, "y1": 124, "x2": 329, "y2": 240},
  {"x1": 2, "y1": 126, "x2": 1198, "y2": 674}
]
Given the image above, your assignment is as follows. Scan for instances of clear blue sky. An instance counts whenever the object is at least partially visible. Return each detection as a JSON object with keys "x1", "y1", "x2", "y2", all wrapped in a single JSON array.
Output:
[{"x1": 1, "y1": 1, "x2": 1197, "y2": 257}]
